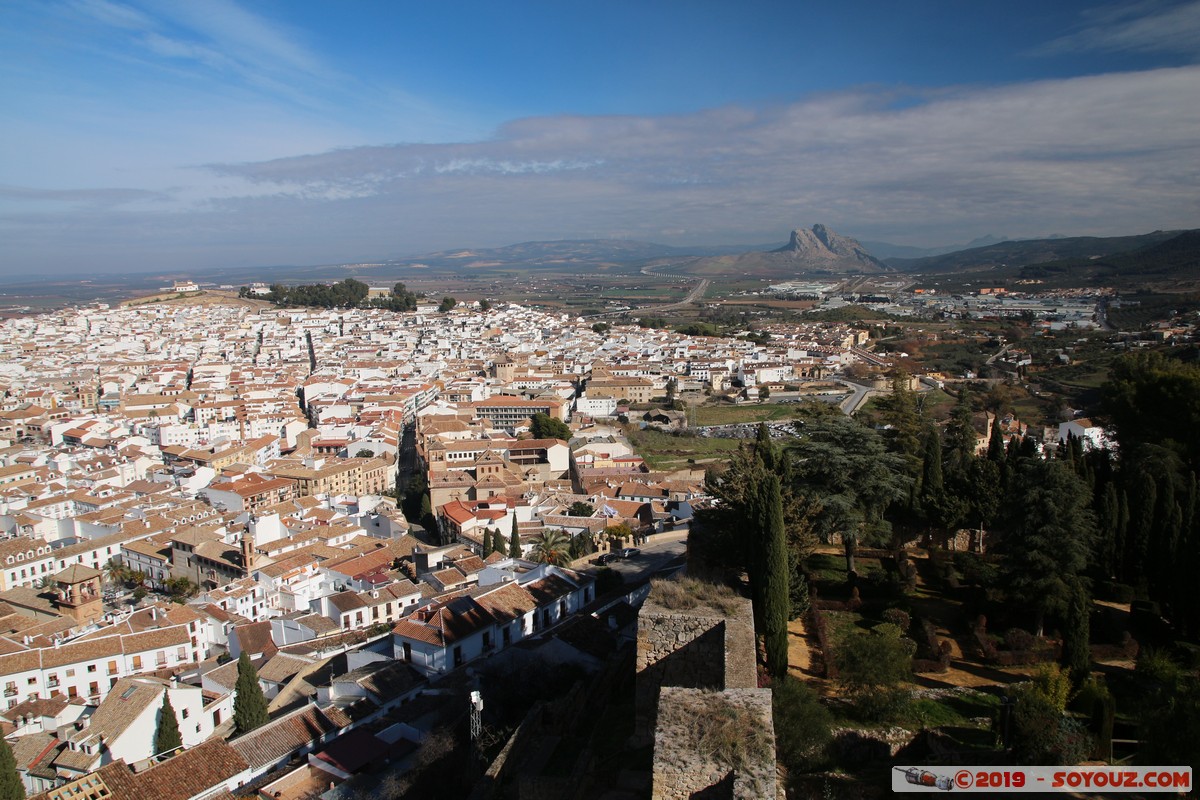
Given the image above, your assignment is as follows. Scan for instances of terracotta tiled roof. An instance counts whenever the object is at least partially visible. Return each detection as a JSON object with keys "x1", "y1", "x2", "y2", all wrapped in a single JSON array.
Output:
[
  {"x1": 523, "y1": 574, "x2": 579, "y2": 606},
  {"x1": 203, "y1": 659, "x2": 239, "y2": 691},
  {"x1": 326, "y1": 591, "x2": 367, "y2": 613},
  {"x1": 229, "y1": 705, "x2": 343, "y2": 770},
  {"x1": 293, "y1": 613, "x2": 339, "y2": 636},
  {"x1": 1, "y1": 692, "x2": 69, "y2": 721},
  {"x1": 255, "y1": 653, "x2": 310, "y2": 685},
  {"x1": 119, "y1": 739, "x2": 248, "y2": 800},
  {"x1": 472, "y1": 582, "x2": 537, "y2": 622},
  {"x1": 392, "y1": 595, "x2": 494, "y2": 646},
  {"x1": 232, "y1": 621, "x2": 277, "y2": 658},
  {"x1": 69, "y1": 677, "x2": 163, "y2": 748},
  {"x1": 335, "y1": 659, "x2": 423, "y2": 700}
]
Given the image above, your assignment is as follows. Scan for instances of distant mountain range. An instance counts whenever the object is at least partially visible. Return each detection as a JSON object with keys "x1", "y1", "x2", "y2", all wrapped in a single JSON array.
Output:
[
  {"x1": 13, "y1": 226, "x2": 1193, "y2": 300},
  {"x1": 653, "y1": 224, "x2": 894, "y2": 278},
  {"x1": 884, "y1": 230, "x2": 1190, "y2": 273},
  {"x1": 860, "y1": 234, "x2": 1022, "y2": 260},
  {"x1": 218, "y1": 226, "x2": 1199, "y2": 287},
  {"x1": 1012, "y1": 229, "x2": 1200, "y2": 287}
]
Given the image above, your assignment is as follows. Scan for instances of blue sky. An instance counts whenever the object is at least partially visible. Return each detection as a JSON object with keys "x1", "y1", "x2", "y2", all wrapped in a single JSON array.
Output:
[{"x1": 1, "y1": 0, "x2": 1199, "y2": 274}]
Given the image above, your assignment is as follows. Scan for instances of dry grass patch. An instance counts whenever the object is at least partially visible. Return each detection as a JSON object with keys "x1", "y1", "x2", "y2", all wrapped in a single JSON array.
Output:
[
  {"x1": 658, "y1": 689, "x2": 773, "y2": 773},
  {"x1": 649, "y1": 576, "x2": 742, "y2": 616}
]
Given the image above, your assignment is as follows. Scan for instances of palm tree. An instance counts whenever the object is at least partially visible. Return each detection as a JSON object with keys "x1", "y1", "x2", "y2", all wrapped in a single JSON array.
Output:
[
  {"x1": 530, "y1": 530, "x2": 571, "y2": 566},
  {"x1": 103, "y1": 559, "x2": 127, "y2": 588}
]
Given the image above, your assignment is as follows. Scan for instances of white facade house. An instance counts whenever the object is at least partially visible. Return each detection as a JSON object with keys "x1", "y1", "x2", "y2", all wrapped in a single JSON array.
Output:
[
  {"x1": 1057, "y1": 418, "x2": 1110, "y2": 451},
  {"x1": 391, "y1": 567, "x2": 594, "y2": 677},
  {"x1": 0, "y1": 618, "x2": 206, "y2": 710},
  {"x1": 58, "y1": 677, "x2": 221, "y2": 776}
]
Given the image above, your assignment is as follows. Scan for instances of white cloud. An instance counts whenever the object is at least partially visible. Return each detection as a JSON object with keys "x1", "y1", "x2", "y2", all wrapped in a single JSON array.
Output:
[
  {"x1": 1037, "y1": 0, "x2": 1200, "y2": 56},
  {"x1": 4, "y1": 65, "x2": 1199, "y2": 270},
  {"x1": 63, "y1": 0, "x2": 333, "y2": 105}
]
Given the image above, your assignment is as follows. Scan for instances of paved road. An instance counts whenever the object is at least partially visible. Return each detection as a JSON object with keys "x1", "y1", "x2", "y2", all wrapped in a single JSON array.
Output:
[
  {"x1": 833, "y1": 378, "x2": 875, "y2": 415},
  {"x1": 583, "y1": 258, "x2": 711, "y2": 319},
  {"x1": 985, "y1": 343, "x2": 1011, "y2": 366},
  {"x1": 572, "y1": 530, "x2": 688, "y2": 582},
  {"x1": 655, "y1": 278, "x2": 711, "y2": 311}
]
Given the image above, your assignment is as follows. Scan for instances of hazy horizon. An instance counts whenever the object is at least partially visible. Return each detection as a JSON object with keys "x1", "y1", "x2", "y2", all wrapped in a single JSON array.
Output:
[{"x1": 2, "y1": 1, "x2": 1199, "y2": 275}]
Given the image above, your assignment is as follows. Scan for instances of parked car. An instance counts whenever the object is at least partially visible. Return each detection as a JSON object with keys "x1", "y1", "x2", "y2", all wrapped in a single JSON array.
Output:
[
  {"x1": 620, "y1": 547, "x2": 641, "y2": 558},
  {"x1": 594, "y1": 553, "x2": 619, "y2": 565}
]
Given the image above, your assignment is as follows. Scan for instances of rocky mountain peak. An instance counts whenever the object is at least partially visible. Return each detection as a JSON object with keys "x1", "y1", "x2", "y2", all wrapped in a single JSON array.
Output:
[{"x1": 773, "y1": 224, "x2": 888, "y2": 271}]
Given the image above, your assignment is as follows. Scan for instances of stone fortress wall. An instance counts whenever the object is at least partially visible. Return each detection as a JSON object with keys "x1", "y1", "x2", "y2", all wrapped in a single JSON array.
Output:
[{"x1": 635, "y1": 581, "x2": 778, "y2": 800}]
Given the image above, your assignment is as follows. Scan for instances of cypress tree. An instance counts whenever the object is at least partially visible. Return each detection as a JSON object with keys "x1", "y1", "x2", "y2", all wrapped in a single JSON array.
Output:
[
  {"x1": 758, "y1": 474, "x2": 790, "y2": 678},
  {"x1": 155, "y1": 692, "x2": 183, "y2": 755},
  {"x1": 509, "y1": 516, "x2": 521, "y2": 559},
  {"x1": 1173, "y1": 474, "x2": 1198, "y2": 634},
  {"x1": 1115, "y1": 489, "x2": 1130, "y2": 583},
  {"x1": 944, "y1": 389, "x2": 976, "y2": 475},
  {"x1": 0, "y1": 736, "x2": 22, "y2": 800},
  {"x1": 754, "y1": 423, "x2": 776, "y2": 472},
  {"x1": 1017, "y1": 435, "x2": 1040, "y2": 460},
  {"x1": 1155, "y1": 500, "x2": 1182, "y2": 601},
  {"x1": 481, "y1": 529, "x2": 492, "y2": 556},
  {"x1": 1180, "y1": 478, "x2": 1200, "y2": 637},
  {"x1": 233, "y1": 651, "x2": 269, "y2": 735},
  {"x1": 787, "y1": 548, "x2": 810, "y2": 621},
  {"x1": 1127, "y1": 470, "x2": 1156, "y2": 591},
  {"x1": 1097, "y1": 483, "x2": 1120, "y2": 579},
  {"x1": 1003, "y1": 459, "x2": 1094, "y2": 636},
  {"x1": 1062, "y1": 583, "x2": 1091, "y2": 686},
  {"x1": 986, "y1": 415, "x2": 1006, "y2": 462},
  {"x1": 919, "y1": 426, "x2": 947, "y2": 528}
]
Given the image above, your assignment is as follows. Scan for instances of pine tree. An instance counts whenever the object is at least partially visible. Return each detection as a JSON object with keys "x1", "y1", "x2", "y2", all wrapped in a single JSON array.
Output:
[
  {"x1": 509, "y1": 516, "x2": 521, "y2": 559},
  {"x1": 878, "y1": 371, "x2": 922, "y2": 465},
  {"x1": 233, "y1": 651, "x2": 268, "y2": 735},
  {"x1": 155, "y1": 692, "x2": 183, "y2": 755},
  {"x1": 0, "y1": 736, "x2": 22, "y2": 800}
]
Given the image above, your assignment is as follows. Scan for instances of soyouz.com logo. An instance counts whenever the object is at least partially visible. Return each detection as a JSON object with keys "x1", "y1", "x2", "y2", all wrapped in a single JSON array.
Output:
[{"x1": 892, "y1": 765, "x2": 1191, "y2": 793}]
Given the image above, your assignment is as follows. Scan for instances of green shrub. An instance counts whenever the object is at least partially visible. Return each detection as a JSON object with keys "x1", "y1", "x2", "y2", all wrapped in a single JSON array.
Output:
[
  {"x1": 772, "y1": 676, "x2": 832, "y2": 772},
  {"x1": 834, "y1": 622, "x2": 915, "y2": 722}
]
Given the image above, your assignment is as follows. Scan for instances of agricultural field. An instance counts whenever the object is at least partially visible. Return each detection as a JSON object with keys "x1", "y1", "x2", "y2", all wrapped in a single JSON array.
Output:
[
  {"x1": 624, "y1": 427, "x2": 742, "y2": 470},
  {"x1": 694, "y1": 403, "x2": 799, "y2": 426}
]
